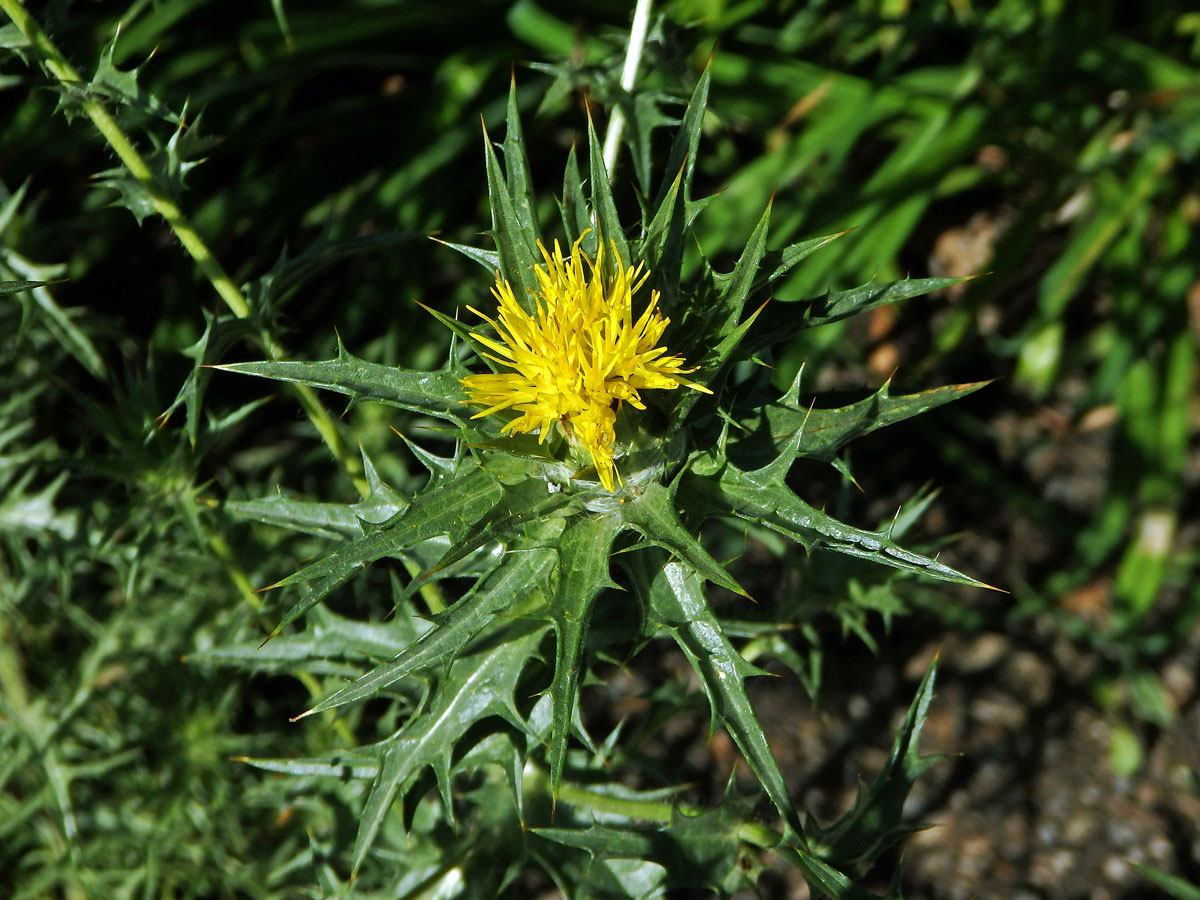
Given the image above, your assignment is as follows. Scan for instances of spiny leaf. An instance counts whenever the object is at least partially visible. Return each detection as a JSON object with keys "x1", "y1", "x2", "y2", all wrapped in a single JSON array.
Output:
[
  {"x1": 189, "y1": 607, "x2": 425, "y2": 674},
  {"x1": 744, "y1": 275, "x2": 973, "y2": 357},
  {"x1": 483, "y1": 120, "x2": 541, "y2": 306},
  {"x1": 420, "y1": 476, "x2": 569, "y2": 581},
  {"x1": 641, "y1": 163, "x2": 687, "y2": 313},
  {"x1": 299, "y1": 546, "x2": 556, "y2": 717},
  {"x1": 774, "y1": 844, "x2": 898, "y2": 900},
  {"x1": 757, "y1": 230, "x2": 851, "y2": 295},
  {"x1": 89, "y1": 31, "x2": 178, "y2": 123},
  {"x1": 264, "y1": 466, "x2": 503, "y2": 637},
  {"x1": 648, "y1": 560, "x2": 802, "y2": 835},
  {"x1": 238, "y1": 749, "x2": 382, "y2": 781},
  {"x1": 429, "y1": 236, "x2": 499, "y2": 274},
  {"x1": 226, "y1": 494, "x2": 365, "y2": 541},
  {"x1": 737, "y1": 376, "x2": 993, "y2": 469},
  {"x1": 547, "y1": 513, "x2": 622, "y2": 797},
  {"x1": 808, "y1": 657, "x2": 943, "y2": 878},
  {"x1": 213, "y1": 340, "x2": 468, "y2": 425},
  {"x1": 351, "y1": 620, "x2": 547, "y2": 875},
  {"x1": 227, "y1": 449, "x2": 405, "y2": 540},
  {"x1": 0, "y1": 280, "x2": 45, "y2": 295},
  {"x1": 651, "y1": 65, "x2": 710, "y2": 213},
  {"x1": 270, "y1": 466, "x2": 500, "y2": 591},
  {"x1": 558, "y1": 142, "x2": 590, "y2": 249},
  {"x1": 696, "y1": 464, "x2": 989, "y2": 589},
  {"x1": 806, "y1": 275, "x2": 974, "y2": 326},
  {"x1": 503, "y1": 76, "x2": 538, "y2": 239},
  {"x1": 158, "y1": 309, "x2": 257, "y2": 446},
  {"x1": 620, "y1": 481, "x2": 750, "y2": 599},
  {"x1": 586, "y1": 108, "x2": 631, "y2": 270},
  {"x1": 536, "y1": 802, "x2": 752, "y2": 894},
  {"x1": 713, "y1": 198, "x2": 772, "y2": 335},
  {"x1": 673, "y1": 298, "x2": 769, "y2": 427}
]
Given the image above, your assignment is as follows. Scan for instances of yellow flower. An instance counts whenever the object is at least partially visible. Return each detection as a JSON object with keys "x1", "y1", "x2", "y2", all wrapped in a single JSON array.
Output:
[{"x1": 461, "y1": 231, "x2": 709, "y2": 491}]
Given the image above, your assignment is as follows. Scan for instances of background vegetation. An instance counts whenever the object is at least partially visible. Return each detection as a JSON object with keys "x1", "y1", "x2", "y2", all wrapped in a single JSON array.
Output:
[{"x1": 1, "y1": 1, "x2": 1197, "y2": 897}]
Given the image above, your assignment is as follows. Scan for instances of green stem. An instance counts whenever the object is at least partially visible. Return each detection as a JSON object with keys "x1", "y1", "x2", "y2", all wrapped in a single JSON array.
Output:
[
  {"x1": 525, "y1": 762, "x2": 785, "y2": 851},
  {"x1": 0, "y1": 0, "x2": 368, "y2": 497},
  {"x1": 602, "y1": 0, "x2": 653, "y2": 175}
]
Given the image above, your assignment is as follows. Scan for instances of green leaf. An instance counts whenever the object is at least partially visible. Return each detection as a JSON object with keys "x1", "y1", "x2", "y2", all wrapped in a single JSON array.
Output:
[
  {"x1": 546, "y1": 513, "x2": 622, "y2": 796},
  {"x1": 89, "y1": 31, "x2": 179, "y2": 122},
  {"x1": 239, "y1": 748, "x2": 382, "y2": 781},
  {"x1": 620, "y1": 481, "x2": 750, "y2": 599},
  {"x1": 503, "y1": 75, "x2": 538, "y2": 240},
  {"x1": 536, "y1": 802, "x2": 753, "y2": 895},
  {"x1": 214, "y1": 339, "x2": 468, "y2": 425},
  {"x1": 641, "y1": 163, "x2": 687, "y2": 313},
  {"x1": 226, "y1": 494, "x2": 365, "y2": 541},
  {"x1": 757, "y1": 230, "x2": 850, "y2": 295},
  {"x1": 351, "y1": 619, "x2": 547, "y2": 875},
  {"x1": 158, "y1": 310, "x2": 258, "y2": 445},
  {"x1": 0, "y1": 470, "x2": 76, "y2": 540},
  {"x1": 227, "y1": 449, "x2": 405, "y2": 541},
  {"x1": 265, "y1": 466, "x2": 503, "y2": 636},
  {"x1": 647, "y1": 559, "x2": 802, "y2": 835},
  {"x1": 713, "y1": 199, "x2": 772, "y2": 336},
  {"x1": 586, "y1": 109, "x2": 631, "y2": 269},
  {"x1": 774, "y1": 844, "x2": 897, "y2": 900},
  {"x1": 738, "y1": 373, "x2": 992, "y2": 468},
  {"x1": 558, "y1": 141, "x2": 590, "y2": 246},
  {"x1": 652, "y1": 65, "x2": 710, "y2": 213},
  {"x1": 299, "y1": 545, "x2": 556, "y2": 717},
  {"x1": 0, "y1": 280, "x2": 44, "y2": 295},
  {"x1": 694, "y1": 462, "x2": 989, "y2": 589},
  {"x1": 808, "y1": 658, "x2": 942, "y2": 878},
  {"x1": 744, "y1": 275, "x2": 971, "y2": 356},
  {"x1": 0, "y1": 190, "x2": 106, "y2": 377},
  {"x1": 1130, "y1": 863, "x2": 1200, "y2": 900},
  {"x1": 430, "y1": 237, "x2": 500, "y2": 274},
  {"x1": 420, "y1": 476, "x2": 569, "y2": 581},
  {"x1": 189, "y1": 606, "x2": 426, "y2": 675},
  {"x1": 483, "y1": 121, "x2": 541, "y2": 305}
]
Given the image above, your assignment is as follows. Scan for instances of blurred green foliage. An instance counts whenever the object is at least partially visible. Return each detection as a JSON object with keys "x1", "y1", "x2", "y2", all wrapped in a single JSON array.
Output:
[{"x1": 1, "y1": 0, "x2": 1197, "y2": 896}]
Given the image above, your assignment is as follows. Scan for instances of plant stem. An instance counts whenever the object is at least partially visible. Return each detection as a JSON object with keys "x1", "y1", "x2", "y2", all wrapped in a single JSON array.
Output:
[
  {"x1": 524, "y1": 761, "x2": 785, "y2": 851},
  {"x1": 602, "y1": 0, "x2": 653, "y2": 175},
  {"x1": 0, "y1": 0, "x2": 368, "y2": 497}
]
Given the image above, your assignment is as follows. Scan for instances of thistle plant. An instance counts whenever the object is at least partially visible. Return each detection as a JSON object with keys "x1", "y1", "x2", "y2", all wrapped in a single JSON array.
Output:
[{"x1": 214, "y1": 73, "x2": 991, "y2": 896}]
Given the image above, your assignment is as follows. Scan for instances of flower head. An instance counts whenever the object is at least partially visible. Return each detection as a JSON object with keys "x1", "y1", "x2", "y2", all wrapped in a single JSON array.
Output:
[{"x1": 461, "y1": 231, "x2": 709, "y2": 491}]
